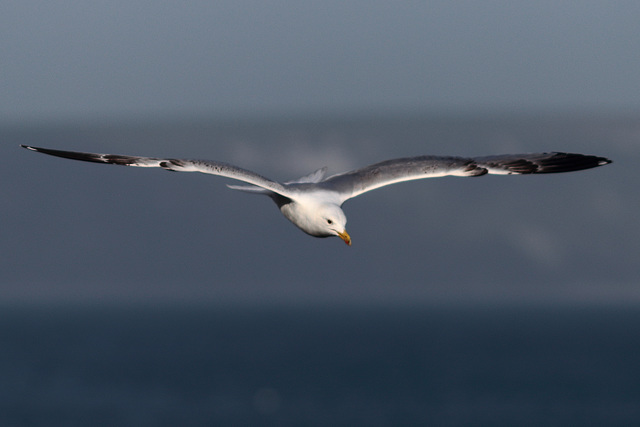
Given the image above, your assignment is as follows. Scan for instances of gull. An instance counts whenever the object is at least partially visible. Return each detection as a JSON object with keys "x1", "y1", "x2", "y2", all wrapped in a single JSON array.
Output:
[{"x1": 21, "y1": 145, "x2": 611, "y2": 245}]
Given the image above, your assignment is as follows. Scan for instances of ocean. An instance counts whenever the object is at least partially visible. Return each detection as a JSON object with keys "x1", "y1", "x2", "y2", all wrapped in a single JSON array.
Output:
[
  {"x1": 3, "y1": 113, "x2": 638, "y2": 425},
  {"x1": 2, "y1": 304, "x2": 640, "y2": 426}
]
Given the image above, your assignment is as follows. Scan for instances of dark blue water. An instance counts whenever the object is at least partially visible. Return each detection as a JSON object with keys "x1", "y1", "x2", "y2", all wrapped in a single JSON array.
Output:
[{"x1": 2, "y1": 304, "x2": 640, "y2": 426}]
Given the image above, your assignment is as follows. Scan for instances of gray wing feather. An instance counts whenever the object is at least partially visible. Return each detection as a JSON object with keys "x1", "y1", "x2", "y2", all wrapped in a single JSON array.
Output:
[
  {"x1": 21, "y1": 145, "x2": 289, "y2": 196},
  {"x1": 322, "y1": 155, "x2": 485, "y2": 201},
  {"x1": 323, "y1": 152, "x2": 611, "y2": 202}
]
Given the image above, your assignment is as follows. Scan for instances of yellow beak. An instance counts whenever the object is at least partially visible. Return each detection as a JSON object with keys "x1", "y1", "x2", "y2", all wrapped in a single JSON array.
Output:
[{"x1": 337, "y1": 229, "x2": 351, "y2": 246}]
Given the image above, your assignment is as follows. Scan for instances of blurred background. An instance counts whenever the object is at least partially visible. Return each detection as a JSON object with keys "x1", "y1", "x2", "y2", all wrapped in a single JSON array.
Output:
[{"x1": 2, "y1": 1, "x2": 640, "y2": 425}]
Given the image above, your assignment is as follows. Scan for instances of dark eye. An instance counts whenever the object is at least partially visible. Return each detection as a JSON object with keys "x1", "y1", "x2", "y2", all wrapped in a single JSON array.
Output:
[{"x1": 326, "y1": 219, "x2": 333, "y2": 224}]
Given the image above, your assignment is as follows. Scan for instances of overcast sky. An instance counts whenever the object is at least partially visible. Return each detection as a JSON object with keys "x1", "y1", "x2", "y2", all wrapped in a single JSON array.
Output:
[
  {"x1": 2, "y1": 0, "x2": 640, "y2": 123},
  {"x1": 2, "y1": 1, "x2": 639, "y2": 307}
]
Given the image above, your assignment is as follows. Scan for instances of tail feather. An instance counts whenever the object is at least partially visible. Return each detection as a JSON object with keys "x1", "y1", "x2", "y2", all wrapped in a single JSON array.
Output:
[
  {"x1": 226, "y1": 184, "x2": 270, "y2": 194},
  {"x1": 284, "y1": 167, "x2": 328, "y2": 184},
  {"x1": 228, "y1": 166, "x2": 329, "y2": 194}
]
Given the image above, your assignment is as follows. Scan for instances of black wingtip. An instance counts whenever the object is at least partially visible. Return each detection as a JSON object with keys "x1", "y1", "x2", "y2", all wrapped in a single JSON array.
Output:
[
  {"x1": 19, "y1": 145, "x2": 109, "y2": 164},
  {"x1": 533, "y1": 152, "x2": 613, "y2": 174}
]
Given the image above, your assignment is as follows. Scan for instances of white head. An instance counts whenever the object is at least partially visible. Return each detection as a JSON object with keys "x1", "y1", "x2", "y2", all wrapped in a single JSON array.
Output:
[
  {"x1": 280, "y1": 201, "x2": 351, "y2": 245},
  {"x1": 315, "y1": 204, "x2": 351, "y2": 245}
]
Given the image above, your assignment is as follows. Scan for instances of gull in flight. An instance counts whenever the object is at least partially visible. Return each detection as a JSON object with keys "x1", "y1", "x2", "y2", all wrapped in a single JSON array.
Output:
[{"x1": 22, "y1": 145, "x2": 611, "y2": 245}]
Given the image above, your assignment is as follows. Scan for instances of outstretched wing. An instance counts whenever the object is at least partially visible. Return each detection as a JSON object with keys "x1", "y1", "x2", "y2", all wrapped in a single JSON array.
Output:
[
  {"x1": 322, "y1": 152, "x2": 611, "y2": 203},
  {"x1": 21, "y1": 145, "x2": 289, "y2": 197}
]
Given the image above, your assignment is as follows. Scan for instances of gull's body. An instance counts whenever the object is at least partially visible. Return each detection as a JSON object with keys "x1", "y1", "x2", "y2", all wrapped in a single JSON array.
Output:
[{"x1": 21, "y1": 145, "x2": 611, "y2": 245}]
